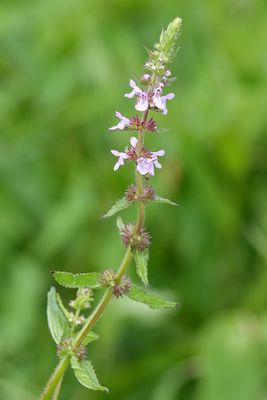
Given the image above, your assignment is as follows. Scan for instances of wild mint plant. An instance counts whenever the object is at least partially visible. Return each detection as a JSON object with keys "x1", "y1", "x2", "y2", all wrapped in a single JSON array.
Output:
[{"x1": 41, "y1": 17, "x2": 182, "y2": 400}]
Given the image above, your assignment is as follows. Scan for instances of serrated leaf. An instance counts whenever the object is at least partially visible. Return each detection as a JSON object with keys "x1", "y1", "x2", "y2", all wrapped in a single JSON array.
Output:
[
  {"x1": 47, "y1": 287, "x2": 69, "y2": 344},
  {"x1": 102, "y1": 197, "x2": 133, "y2": 218},
  {"x1": 133, "y1": 249, "x2": 149, "y2": 287},
  {"x1": 153, "y1": 195, "x2": 179, "y2": 206},
  {"x1": 116, "y1": 216, "x2": 124, "y2": 232},
  {"x1": 126, "y1": 284, "x2": 179, "y2": 309},
  {"x1": 52, "y1": 271, "x2": 101, "y2": 289},
  {"x1": 83, "y1": 331, "x2": 99, "y2": 345},
  {"x1": 71, "y1": 356, "x2": 109, "y2": 392}
]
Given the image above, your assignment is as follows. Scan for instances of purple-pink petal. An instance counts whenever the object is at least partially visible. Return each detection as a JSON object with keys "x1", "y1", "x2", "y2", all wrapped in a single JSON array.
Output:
[
  {"x1": 152, "y1": 150, "x2": 165, "y2": 157},
  {"x1": 109, "y1": 111, "x2": 130, "y2": 131},
  {"x1": 125, "y1": 79, "x2": 142, "y2": 98},
  {"x1": 111, "y1": 150, "x2": 128, "y2": 171},
  {"x1": 130, "y1": 136, "x2": 138, "y2": 148},
  {"x1": 164, "y1": 93, "x2": 175, "y2": 100},
  {"x1": 135, "y1": 96, "x2": 149, "y2": 111}
]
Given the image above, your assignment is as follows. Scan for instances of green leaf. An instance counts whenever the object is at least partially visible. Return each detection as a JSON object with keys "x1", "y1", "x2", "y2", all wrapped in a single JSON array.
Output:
[
  {"x1": 133, "y1": 249, "x2": 149, "y2": 287},
  {"x1": 153, "y1": 195, "x2": 179, "y2": 206},
  {"x1": 127, "y1": 284, "x2": 179, "y2": 310},
  {"x1": 83, "y1": 331, "x2": 99, "y2": 345},
  {"x1": 56, "y1": 293, "x2": 71, "y2": 321},
  {"x1": 102, "y1": 197, "x2": 133, "y2": 218},
  {"x1": 52, "y1": 271, "x2": 101, "y2": 289},
  {"x1": 47, "y1": 287, "x2": 69, "y2": 344},
  {"x1": 71, "y1": 356, "x2": 109, "y2": 392}
]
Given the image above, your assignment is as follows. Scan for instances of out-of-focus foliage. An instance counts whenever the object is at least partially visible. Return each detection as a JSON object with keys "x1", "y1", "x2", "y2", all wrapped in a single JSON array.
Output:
[{"x1": 0, "y1": 0, "x2": 267, "y2": 399}]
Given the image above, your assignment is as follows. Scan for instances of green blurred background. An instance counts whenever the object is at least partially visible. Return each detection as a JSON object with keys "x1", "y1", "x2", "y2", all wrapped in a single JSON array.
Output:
[{"x1": 1, "y1": 0, "x2": 267, "y2": 399}]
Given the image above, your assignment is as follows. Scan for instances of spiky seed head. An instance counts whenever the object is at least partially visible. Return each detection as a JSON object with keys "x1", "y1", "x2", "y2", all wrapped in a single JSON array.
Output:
[
  {"x1": 120, "y1": 223, "x2": 151, "y2": 251},
  {"x1": 100, "y1": 269, "x2": 116, "y2": 287},
  {"x1": 113, "y1": 275, "x2": 132, "y2": 298}
]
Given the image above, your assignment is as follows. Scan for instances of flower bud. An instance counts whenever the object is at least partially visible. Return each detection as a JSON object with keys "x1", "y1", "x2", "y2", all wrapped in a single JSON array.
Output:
[
  {"x1": 145, "y1": 17, "x2": 182, "y2": 72},
  {"x1": 69, "y1": 288, "x2": 94, "y2": 310}
]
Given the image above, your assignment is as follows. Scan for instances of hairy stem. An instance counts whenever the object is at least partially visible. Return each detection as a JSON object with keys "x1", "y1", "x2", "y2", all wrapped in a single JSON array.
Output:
[
  {"x1": 41, "y1": 98, "x2": 151, "y2": 400},
  {"x1": 41, "y1": 356, "x2": 69, "y2": 400},
  {"x1": 51, "y1": 378, "x2": 63, "y2": 400},
  {"x1": 73, "y1": 249, "x2": 133, "y2": 348}
]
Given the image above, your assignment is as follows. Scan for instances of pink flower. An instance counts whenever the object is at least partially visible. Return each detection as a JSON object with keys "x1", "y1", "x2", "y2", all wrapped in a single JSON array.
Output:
[
  {"x1": 109, "y1": 111, "x2": 130, "y2": 131},
  {"x1": 125, "y1": 79, "x2": 149, "y2": 112},
  {"x1": 152, "y1": 87, "x2": 175, "y2": 115},
  {"x1": 136, "y1": 158, "x2": 155, "y2": 175},
  {"x1": 111, "y1": 137, "x2": 165, "y2": 176},
  {"x1": 111, "y1": 150, "x2": 129, "y2": 171},
  {"x1": 136, "y1": 149, "x2": 165, "y2": 176}
]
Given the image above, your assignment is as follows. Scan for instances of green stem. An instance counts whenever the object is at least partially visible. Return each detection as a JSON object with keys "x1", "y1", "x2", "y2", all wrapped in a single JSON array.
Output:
[
  {"x1": 41, "y1": 246, "x2": 133, "y2": 399},
  {"x1": 41, "y1": 86, "x2": 152, "y2": 400},
  {"x1": 135, "y1": 168, "x2": 145, "y2": 233},
  {"x1": 40, "y1": 356, "x2": 69, "y2": 400},
  {"x1": 51, "y1": 378, "x2": 63, "y2": 400}
]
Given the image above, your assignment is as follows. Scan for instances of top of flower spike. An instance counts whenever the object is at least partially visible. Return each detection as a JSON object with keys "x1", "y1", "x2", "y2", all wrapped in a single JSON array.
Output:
[{"x1": 145, "y1": 17, "x2": 182, "y2": 72}]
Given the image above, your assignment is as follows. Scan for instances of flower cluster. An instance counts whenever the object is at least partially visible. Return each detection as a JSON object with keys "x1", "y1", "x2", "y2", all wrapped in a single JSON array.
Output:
[
  {"x1": 124, "y1": 78, "x2": 174, "y2": 115},
  {"x1": 100, "y1": 269, "x2": 132, "y2": 298},
  {"x1": 125, "y1": 185, "x2": 155, "y2": 203},
  {"x1": 111, "y1": 136, "x2": 165, "y2": 176},
  {"x1": 109, "y1": 39, "x2": 178, "y2": 178},
  {"x1": 119, "y1": 223, "x2": 151, "y2": 251},
  {"x1": 57, "y1": 338, "x2": 87, "y2": 361}
]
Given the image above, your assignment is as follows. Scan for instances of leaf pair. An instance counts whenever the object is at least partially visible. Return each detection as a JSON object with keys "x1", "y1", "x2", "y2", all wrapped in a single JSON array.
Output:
[
  {"x1": 52, "y1": 272, "x2": 178, "y2": 310},
  {"x1": 102, "y1": 194, "x2": 179, "y2": 219}
]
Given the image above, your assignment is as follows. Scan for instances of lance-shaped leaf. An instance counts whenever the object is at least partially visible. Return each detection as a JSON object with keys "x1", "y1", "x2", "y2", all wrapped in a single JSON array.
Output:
[
  {"x1": 83, "y1": 331, "x2": 99, "y2": 345},
  {"x1": 153, "y1": 195, "x2": 179, "y2": 206},
  {"x1": 52, "y1": 271, "x2": 101, "y2": 289},
  {"x1": 102, "y1": 197, "x2": 133, "y2": 218},
  {"x1": 133, "y1": 249, "x2": 149, "y2": 287},
  {"x1": 71, "y1": 356, "x2": 109, "y2": 392},
  {"x1": 47, "y1": 287, "x2": 69, "y2": 344},
  {"x1": 126, "y1": 284, "x2": 179, "y2": 310}
]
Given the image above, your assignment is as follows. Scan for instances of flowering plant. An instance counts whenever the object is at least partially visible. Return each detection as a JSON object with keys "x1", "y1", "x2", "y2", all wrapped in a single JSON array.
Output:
[{"x1": 41, "y1": 17, "x2": 182, "y2": 399}]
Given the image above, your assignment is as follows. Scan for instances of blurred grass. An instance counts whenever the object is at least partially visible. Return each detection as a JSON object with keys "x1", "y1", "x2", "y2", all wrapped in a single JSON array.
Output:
[{"x1": 1, "y1": 0, "x2": 267, "y2": 399}]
